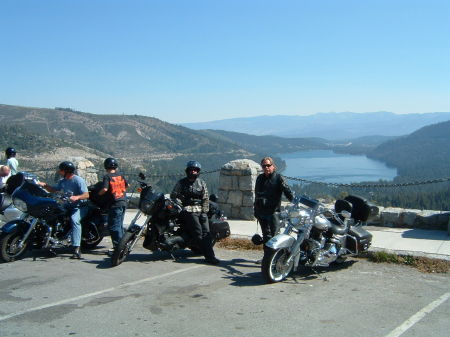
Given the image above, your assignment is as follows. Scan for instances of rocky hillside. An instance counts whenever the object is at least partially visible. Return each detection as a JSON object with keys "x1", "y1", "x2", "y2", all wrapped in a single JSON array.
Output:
[{"x1": 0, "y1": 104, "x2": 250, "y2": 159}]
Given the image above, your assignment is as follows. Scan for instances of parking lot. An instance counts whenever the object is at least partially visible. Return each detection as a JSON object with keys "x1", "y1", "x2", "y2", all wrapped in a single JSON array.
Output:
[{"x1": 1, "y1": 242, "x2": 449, "y2": 337}]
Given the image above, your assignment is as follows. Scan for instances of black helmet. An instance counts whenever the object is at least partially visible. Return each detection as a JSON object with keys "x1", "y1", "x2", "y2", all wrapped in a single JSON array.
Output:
[
  {"x1": 186, "y1": 160, "x2": 201, "y2": 171},
  {"x1": 104, "y1": 157, "x2": 119, "y2": 170},
  {"x1": 5, "y1": 147, "x2": 16, "y2": 157},
  {"x1": 58, "y1": 161, "x2": 76, "y2": 174},
  {"x1": 185, "y1": 160, "x2": 201, "y2": 179},
  {"x1": 251, "y1": 234, "x2": 264, "y2": 245}
]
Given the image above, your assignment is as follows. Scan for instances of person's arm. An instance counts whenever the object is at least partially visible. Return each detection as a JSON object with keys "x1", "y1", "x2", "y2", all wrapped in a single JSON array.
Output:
[
  {"x1": 170, "y1": 180, "x2": 182, "y2": 200},
  {"x1": 69, "y1": 177, "x2": 89, "y2": 203},
  {"x1": 70, "y1": 191, "x2": 90, "y2": 202},
  {"x1": 280, "y1": 175, "x2": 294, "y2": 202},
  {"x1": 201, "y1": 181, "x2": 209, "y2": 214},
  {"x1": 38, "y1": 181, "x2": 57, "y2": 193},
  {"x1": 98, "y1": 175, "x2": 109, "y2": 196}
]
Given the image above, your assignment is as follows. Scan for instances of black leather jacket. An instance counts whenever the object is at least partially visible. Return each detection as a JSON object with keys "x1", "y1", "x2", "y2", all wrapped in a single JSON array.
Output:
[
  {"x1": 170, "y1": 177, "x2": 209, "y2": 213},
  {"x1": 254, "y1": 172, "x2": 294, "y2": 216}
]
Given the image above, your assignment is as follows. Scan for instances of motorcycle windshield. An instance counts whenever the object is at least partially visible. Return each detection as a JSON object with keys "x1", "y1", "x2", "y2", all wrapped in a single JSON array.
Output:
[{"x1": 13, "y1": 187, "x2": 57, "y2": 208}]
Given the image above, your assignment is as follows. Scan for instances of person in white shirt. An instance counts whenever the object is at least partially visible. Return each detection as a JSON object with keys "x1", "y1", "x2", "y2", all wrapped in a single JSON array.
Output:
[{"x1": 5, "y1": 147, "x2": 18, "y2": 175}]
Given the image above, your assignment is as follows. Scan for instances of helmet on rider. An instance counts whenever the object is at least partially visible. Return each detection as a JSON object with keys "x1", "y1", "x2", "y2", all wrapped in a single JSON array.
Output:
[
  {"x1": 185, "y1": 160, "x2": 201, "y2": 180},
  {"x1": 58, "y1": 161, "x2": 76, "y2": 175},
  {"x1": 104, "y1": 157, "x2": 119, "y2": 170},
  {"x1": 5, "y1": 147, "x2": 16, "y2": 158}
]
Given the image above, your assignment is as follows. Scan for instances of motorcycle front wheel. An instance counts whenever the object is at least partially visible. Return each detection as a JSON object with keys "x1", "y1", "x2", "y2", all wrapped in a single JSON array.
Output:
[
  {"x1": 111, "y1": 232, "x2": 139, "y2": 267},
  {"x1": 0, "y1": 230, "x2": 30, "y2": 262},
  {"x1": 261, "y1": 248, "x2": 294, "y2": 283}
]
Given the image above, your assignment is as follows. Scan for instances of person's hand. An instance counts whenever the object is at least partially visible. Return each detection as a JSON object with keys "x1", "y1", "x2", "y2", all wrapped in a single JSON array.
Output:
[{"x1": 69, "y1": 196, "x2": 78, "y2": 203}]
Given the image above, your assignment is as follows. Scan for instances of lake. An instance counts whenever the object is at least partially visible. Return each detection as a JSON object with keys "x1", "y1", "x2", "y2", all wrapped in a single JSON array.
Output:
[{"x1": 279, "y1": 150, "x2": 397, "y2": 184}]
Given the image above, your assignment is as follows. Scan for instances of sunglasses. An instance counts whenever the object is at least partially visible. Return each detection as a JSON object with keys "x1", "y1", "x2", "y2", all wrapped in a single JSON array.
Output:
[{"x1": 262, "y1": 164, "x2": 272, "y2": 168}]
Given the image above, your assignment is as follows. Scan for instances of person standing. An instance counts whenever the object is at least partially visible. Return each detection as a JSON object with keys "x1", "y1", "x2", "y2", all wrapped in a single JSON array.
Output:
[
  {"x1": 254, "y1": 157, "x2": 294, "y2": 249},
  {"x1": 98, "y1": 158, "x2": 128, "y2": 252},
  {"x1": 5, "y1": 147, "x2": 18, "y2": 175},
  {"x1": 171, "y1": 160, "x2": 219, "y2": 265},
  {"x1": 38, "y1": 161, "x2": 89, "y2": 259}
]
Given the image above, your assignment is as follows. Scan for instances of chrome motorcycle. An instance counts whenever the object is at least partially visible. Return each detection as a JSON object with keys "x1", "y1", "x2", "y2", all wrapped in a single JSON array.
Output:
[{"x1": 261, "y1": 195, "x2": 373, "y2": 283}]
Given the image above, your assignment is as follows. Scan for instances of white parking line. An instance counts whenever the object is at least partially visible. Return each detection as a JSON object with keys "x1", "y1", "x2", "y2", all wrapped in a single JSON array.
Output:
[
  {"x1": 384, "y1": 291, "x2": 450, "y2": 337},
  {"x1": 0, "y1": 265, "x2": 204, "y2": 322}
]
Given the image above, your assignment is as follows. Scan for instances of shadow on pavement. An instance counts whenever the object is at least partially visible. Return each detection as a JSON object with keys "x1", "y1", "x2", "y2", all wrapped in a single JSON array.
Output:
[{"x1": 401, "y1": 229, "x2": 449, "y2": 241}]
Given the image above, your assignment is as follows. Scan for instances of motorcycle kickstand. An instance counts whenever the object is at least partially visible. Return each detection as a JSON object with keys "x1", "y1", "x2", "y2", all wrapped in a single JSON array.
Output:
[
  {"x1": 169, "y1": 251, "x2": 179, "y2": 261},
  {"x1": 310, "y1": 267, "x2": 329, "y2": 282}
]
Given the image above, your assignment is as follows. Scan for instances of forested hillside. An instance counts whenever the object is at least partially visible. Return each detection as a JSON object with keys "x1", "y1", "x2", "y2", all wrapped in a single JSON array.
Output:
[{"x1": 369, "y1": 121, "x2": 450, "y2": 179}]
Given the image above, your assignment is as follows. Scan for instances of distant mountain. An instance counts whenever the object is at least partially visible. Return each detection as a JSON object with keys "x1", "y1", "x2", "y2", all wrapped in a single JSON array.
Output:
[
  {"x1": 198, "y1": 129, "x2": 329, "y2": 155},
  {"x1": 182, "y1": 111, "x2": 450, "y2": 140},
  {"x1": 369, "y1": 120, "x2": 450, "y2": 179}
]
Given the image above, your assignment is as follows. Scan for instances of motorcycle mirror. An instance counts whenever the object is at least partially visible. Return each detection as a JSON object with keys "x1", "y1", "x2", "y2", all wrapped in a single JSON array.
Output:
[{"x1": 138, "y1": 172, "x2": 146, "y2": 180}]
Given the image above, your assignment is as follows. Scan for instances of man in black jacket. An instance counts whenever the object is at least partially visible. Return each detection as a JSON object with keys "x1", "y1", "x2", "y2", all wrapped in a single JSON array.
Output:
[
  {"x1": 254, "y1": 157, "x2": 294, "y2": 247},
  {"x1": 171, "y1": 161, "x2": 219, "y2": 265}
]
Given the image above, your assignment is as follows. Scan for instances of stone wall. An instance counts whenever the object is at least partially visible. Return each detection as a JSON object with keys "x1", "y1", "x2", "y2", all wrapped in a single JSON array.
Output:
[
  {"x1": 217, "y1": 159, "x2": 261, "y2": 220},
  {"x1": 369, "y1": 206, "x2": 450, "y2": 232},
  {"x1": 73, "y1": 158, "x2": 99, "y2": 186}
]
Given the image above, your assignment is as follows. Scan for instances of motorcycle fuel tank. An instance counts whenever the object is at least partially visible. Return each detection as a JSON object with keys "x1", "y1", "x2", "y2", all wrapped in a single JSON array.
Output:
[{"x1": 313, "y1": 214, "x2": 331, "y2": 231}]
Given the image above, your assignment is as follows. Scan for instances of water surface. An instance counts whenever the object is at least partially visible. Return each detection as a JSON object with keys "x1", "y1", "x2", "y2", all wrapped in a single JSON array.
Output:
[{"x1": 279, "y1": 150, "x2": 397, "y2": 184}]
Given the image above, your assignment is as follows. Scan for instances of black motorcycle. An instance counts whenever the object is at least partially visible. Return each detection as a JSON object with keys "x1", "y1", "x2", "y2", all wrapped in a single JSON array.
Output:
[
  {"x1": 111, "y1": 173, "x2": 230, "y2": 266},
  {"x1": 0, "y1": 172, "x2": 107, "y2": 262}
]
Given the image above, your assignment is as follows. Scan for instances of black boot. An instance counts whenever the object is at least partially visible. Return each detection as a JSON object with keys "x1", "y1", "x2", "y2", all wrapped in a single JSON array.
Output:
[
  {"x1": 201, "y1": 234, "x2": 220, "y2": 265},
  {"x1": 71, "y1": 246, "x2": 82, "y2": 259}
]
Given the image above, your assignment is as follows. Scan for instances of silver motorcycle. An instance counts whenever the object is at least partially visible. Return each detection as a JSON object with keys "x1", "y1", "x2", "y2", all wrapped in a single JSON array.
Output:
[{"x1": 261, "y1": 195, "x2": 373, "y2": 283}]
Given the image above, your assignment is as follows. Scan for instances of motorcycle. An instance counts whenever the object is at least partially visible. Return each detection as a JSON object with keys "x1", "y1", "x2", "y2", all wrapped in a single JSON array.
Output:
[
  {"x1": 0, "y1": 172, "x2": 107, "y2": 262},
  {"x1": 0, "y1": 193, "x2": 22, "y2": 224},
  {"x1": 261, "y1": 194, "x2": 373, "y2": 283},
  {"x1": 111, "y1": 173, "x2": 230, "y2": 267}
]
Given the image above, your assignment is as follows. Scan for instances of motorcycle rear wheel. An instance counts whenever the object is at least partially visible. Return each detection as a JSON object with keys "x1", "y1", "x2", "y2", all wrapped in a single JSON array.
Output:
[
  {"x1": 261, "y1": 248, "x2": 294, "y2": 283},
  {"x1": 81, "y1": 222, "x2": 104, "y2": 249},
  {"x1": 111, "y1": 232, "x2": 138, "y2": 267},
  {"x1": 0, "y1": 230, "x2": 30, "y2": 262}
]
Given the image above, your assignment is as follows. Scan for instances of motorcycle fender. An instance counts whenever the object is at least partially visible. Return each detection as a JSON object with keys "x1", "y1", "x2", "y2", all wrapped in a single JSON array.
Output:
[
  {"x1": 1, "y1": 220, "x2": 31, "y2": 234},
  {"x1": 265, "y1": 234, "x2": 295, "y2": 250}
]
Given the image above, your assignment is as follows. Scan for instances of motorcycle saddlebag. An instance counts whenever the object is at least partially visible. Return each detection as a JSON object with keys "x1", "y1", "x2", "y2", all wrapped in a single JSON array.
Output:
[
  {"x1": 210, "y1": 220, "x2": 231, "y2": 240},
  {"x1": 347, "y1": 226, "x2": 372, "y2": 253}
]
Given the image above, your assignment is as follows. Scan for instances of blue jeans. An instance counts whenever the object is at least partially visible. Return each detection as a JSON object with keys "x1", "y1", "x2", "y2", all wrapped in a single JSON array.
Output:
[
  {"x1": 108, "y1": 206, "x2": 125, "y2": 248},
  {"x1": 68, "y1": 206, "x2": 88, "y2": 247}
]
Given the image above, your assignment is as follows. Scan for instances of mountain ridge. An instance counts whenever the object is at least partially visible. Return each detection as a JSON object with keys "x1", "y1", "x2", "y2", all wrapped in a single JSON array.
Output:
[{"x1": 182, "y1": 111, "x2": 450, "y2": 139}]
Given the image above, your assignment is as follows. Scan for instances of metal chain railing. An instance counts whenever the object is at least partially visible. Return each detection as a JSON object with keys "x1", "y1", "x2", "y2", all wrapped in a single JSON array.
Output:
[
  {"x1": 20, "y1": 166, "x2": 450, "y2": 189},
  {"x1": 282, "y1": 175, "x2": 450, "y2": 189}
]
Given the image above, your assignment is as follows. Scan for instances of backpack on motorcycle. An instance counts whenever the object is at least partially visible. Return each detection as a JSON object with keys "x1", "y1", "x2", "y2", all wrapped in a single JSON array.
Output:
[{"x1": 210, "y1": 220, "x2": 231, "y2": 240}]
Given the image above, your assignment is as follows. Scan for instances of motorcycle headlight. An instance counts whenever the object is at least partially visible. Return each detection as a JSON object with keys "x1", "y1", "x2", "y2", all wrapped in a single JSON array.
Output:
[{"x1": 13, "y1": 198, "x2": 27, "y2": 212}]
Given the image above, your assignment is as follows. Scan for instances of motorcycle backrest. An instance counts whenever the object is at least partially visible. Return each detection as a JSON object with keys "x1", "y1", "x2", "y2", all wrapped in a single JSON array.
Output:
[
  {"x1": 344, "y1": 195, "x2": 371, "y2": 222},
  {"x1": 88, "y1": 181, "x2": 112, "y2": 209}
]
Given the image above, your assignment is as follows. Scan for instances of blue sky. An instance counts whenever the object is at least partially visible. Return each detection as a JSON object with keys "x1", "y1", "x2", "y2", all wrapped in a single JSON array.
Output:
[{"x1": 1, "y1": 0, "x2": 449, "y2": 123}]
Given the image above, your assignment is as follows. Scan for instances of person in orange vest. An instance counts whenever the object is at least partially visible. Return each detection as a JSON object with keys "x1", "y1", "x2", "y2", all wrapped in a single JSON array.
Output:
[{"x1": 98, "y1": 158, "x2": 128, "y2": 252}]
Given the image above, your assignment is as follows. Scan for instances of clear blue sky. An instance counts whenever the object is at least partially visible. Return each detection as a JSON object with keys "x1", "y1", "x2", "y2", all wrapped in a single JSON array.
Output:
[{"x1": 1, "y1": 0, "x2": 449, "y2": 123}]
